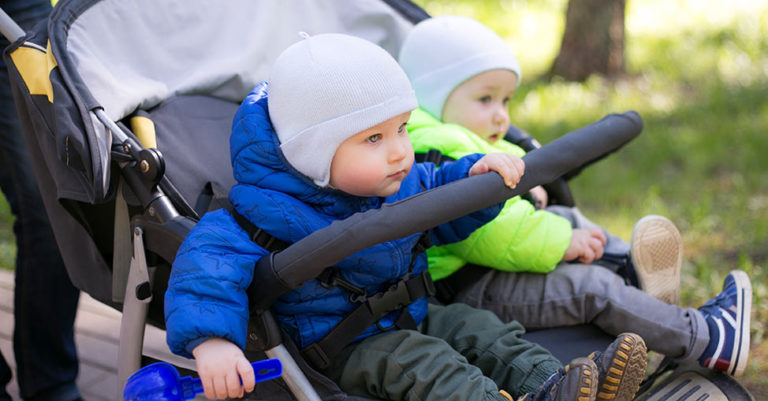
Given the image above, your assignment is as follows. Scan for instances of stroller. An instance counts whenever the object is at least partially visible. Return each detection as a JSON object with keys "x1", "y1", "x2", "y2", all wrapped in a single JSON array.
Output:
[{"x1": 0, "y1": 0, "x2": 755, "y2": 400}]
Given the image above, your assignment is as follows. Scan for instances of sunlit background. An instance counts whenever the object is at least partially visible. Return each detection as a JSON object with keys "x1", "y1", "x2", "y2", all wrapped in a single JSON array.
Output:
[{"x1": 414, "y1": 0, "x2": 768, "y2": 395}]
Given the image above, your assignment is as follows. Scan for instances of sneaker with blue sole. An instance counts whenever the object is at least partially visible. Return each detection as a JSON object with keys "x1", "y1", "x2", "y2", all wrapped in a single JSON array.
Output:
[{"x1": 697, "y1": 270, "x2": 752, "y2": 376}]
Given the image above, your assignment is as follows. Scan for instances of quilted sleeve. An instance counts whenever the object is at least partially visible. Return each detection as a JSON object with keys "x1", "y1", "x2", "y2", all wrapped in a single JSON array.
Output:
[{"x1": 164, "y1": 210, "x2": 269, "y2": 358}]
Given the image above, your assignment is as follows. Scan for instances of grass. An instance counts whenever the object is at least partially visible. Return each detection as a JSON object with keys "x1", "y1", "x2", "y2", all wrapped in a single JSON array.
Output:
[
  {"x1": 0, "y1": 196, "x2": 15, "y2": 270},
  {"x1": 415, "y1": 0, "x2": 768, "y2": 396},
  {"x1": 0, "y1": 0, "x2": 765, "y2": 396}
]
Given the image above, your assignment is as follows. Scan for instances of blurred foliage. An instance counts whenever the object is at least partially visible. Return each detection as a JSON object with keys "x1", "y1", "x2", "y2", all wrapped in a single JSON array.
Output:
[
  {"x1": 416, "y1": 0, "x2": 767, "y2": 395},
  {"x1": 0, "y1": 195, "x2": 14, "y2": 270}
]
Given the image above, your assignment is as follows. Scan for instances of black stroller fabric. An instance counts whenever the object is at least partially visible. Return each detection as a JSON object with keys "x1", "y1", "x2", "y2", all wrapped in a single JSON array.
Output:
[
  {"x1": 5, "y1": 0, "x2": 424, "y2": 306},
  {"x1": 4, "y1": 1, "x2": 428, "y2": 399}
]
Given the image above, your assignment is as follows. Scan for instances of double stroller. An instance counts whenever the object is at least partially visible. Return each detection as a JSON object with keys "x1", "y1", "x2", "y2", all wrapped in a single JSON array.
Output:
[{"x1": 0, "y1": 0, "x2": 755, "y2": 400}]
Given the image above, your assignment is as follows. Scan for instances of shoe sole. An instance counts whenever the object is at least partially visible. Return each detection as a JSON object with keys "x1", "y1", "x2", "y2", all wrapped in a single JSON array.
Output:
[
  {"x1": 597, "y1": 333, "x2": 648, "y2": 401},
  {"x1": 728, "y1": 270, "x2": 751, "y2": 377},
  {"x1": 564, "y1": 357, "x2": 599, "y2": 401},
  {"x1": 511, "y1": 358, "x2": 598, "y2": 401},
  {"x1": 630, "y1": 215, "x2": 682, "y2": 304}
]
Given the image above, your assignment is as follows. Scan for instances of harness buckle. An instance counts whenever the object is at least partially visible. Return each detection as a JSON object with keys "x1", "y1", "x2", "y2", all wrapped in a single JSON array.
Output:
[
  {"x1": 318, "y1": 269, "x2": 367, "y2": 298},
  {"x1": 367, "y1": 280, "x2": 411, "y2": 319}
]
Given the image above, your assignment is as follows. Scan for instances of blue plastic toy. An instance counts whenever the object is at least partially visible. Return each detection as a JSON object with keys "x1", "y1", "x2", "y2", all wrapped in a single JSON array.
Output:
[{"x1": 123, "y1": 358, "x2": 282, "y2": 401}]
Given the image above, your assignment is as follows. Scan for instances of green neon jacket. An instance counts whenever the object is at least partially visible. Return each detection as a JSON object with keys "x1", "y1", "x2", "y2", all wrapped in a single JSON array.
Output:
[{"x1": 408, "y1": 108, "x2": 572, "y2": 280}]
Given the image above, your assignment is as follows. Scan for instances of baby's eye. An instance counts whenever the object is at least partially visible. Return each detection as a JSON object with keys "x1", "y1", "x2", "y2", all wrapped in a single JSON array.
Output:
[
  {"x1": 367, "y1": 134, "x2": 382, "y2": 143},
  {"x1": 502, "y1": 96, "x2": 510, "y2": 105},
  {"x1": 479, "y1": 96, "x2": 492, "y2": 104},
  {"x1": 397, "y1": 123, "x2": 407, "y2": 134}
]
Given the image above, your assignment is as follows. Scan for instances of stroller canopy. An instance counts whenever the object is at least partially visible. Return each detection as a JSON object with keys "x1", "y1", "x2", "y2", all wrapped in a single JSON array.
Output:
[
  {"x1": 31, "y1": 0, "x2": 423, "y2": 202},
  {"x1": 6, "y1": 0, "x2": 424, "y2": 302}
]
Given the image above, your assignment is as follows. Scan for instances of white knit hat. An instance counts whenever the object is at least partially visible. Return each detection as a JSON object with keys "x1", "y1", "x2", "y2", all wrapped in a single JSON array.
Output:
[
  {"x1": 268, "y1": 33, "x2": 418, "y2": 187},
  {"x1": 398, "y1": 16, "x2": 522, "y2": 120}
]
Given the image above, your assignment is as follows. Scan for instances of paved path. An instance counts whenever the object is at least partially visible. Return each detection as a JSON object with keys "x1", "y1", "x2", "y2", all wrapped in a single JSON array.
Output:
[{"x1": 0, "y1": 269, "x2": 202, "y2": 401}]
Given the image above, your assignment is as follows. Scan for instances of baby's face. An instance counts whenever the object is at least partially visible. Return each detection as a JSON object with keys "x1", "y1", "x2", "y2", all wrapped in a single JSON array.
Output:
[
  {"x1": 329, "y1": 111, "x2": 414, "y2": 197},
  {"x1": 442, "y1": 69, "x2": 518, "y2": 144}
]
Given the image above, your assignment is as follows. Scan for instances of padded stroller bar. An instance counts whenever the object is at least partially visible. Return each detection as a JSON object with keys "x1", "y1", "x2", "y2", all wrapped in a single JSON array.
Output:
[{"x1": 252, "y1": 112, "x2": 642, "y2": 308}]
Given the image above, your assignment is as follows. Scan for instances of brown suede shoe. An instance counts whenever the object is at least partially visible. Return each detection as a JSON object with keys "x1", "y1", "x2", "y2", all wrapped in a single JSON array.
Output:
[
  {"x1": 515, "y1": 357, "x2": 598, "y2": 401},
  {"x1": 589, "y1": 332, "x2": 648, "y2": 401}
]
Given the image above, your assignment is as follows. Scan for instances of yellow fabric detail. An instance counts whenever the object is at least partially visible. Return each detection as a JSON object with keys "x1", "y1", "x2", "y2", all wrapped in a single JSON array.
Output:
[
  {"x1": 9, "y1": 42, "x2": 57, "y2": 103},
  {"x1": 51, "y1": 0, "x2": 58, "y2": 6},
  {"x1": 498, "y1": 389, "x2": 514, "y2": 401},
  {"x1": 130, "y1": 116, "x2": 158, "y2": 149}
]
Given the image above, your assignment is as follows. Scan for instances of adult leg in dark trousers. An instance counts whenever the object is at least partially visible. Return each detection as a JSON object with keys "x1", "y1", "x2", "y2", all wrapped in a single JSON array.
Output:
[{"x1": 0, "y1": 1, "x2": 82, "y2": 400}]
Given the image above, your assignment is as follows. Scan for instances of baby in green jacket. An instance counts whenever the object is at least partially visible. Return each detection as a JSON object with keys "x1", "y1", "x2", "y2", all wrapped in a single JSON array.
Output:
[{"x1": 397, "y1": 15, "x2": 752, "y2": 377}]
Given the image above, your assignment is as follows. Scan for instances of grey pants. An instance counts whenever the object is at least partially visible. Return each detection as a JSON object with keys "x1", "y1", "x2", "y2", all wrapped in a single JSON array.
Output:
[
  {"x1": 447, "y1": 206, "x2": 709, "y2": 362},
  {"x1": 322, "y1": 303, "x2": 564, "y2": 401}
]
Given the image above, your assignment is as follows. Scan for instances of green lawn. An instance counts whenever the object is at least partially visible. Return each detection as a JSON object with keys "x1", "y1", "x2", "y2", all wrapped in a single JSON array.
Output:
[{"x1": 0, "y1": 196, "x2": 14, "y2": 270}]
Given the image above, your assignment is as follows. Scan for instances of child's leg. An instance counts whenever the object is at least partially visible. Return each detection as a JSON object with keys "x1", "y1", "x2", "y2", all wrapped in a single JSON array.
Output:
[
  {"x1": 451, "y1": 264, "x2": 709, "y2": 362},
  {"x1": 421, "y1": 303, "x2": 564, "y2": 398},
  {"x1": 547, "y1": 207, "x2": 684, "y2": 304},
  {"x1": 322, "y1": 326, "x2": 513, "y2": 401}
]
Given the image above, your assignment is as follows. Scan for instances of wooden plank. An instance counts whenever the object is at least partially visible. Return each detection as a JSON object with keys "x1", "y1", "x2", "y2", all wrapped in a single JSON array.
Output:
[
  {"x1": 77, "y1": 293, "x2": 122, "y2": 319},
  {"x1": 74, "y1": 331, "x2": 119, "y2": 371},
  {"x1": 74, "y1": 304, "x2": 121, "y2": 342},
  {"x1": 0, "y1": 336, "x2": 14, "y2": 369},
  {"x1": 0, "y1": 308, "x2": 13, "y2": 341},
  {"x1": 78, "y1": 363, "x2": 117, "y2": 401},
  {"x1": 0, "y1": 336, "x2": 20, "y2": 401},
  {"x1": 0, "y1": 269, "x2": 12, "y2": 287},
  {"x1": 0, "y1": 280, "x2": 12, "y2": 314}
]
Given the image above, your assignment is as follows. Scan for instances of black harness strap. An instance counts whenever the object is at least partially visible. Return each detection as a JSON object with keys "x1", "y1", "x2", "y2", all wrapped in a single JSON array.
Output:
[
  {"x1": 302, "y1": 270, "x2": 436, "y2": 369},
  {"x1": 414, "y1": 149, "x2": 455, "y2": 165},
  {"x1": 230, "y1": 207, "x2": 290, "y2": 252},
  {"x1": 302, "y1": 232, "x2": 433, "y2": 369},
  {"x1": 231, "y1": 206, "x2": 436, "y2": 369}
]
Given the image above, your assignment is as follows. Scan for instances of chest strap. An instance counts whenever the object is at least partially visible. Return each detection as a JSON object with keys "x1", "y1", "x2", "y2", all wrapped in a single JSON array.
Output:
[
  {"x1": 302, "y1": 270, "x2": 436, "y2": 369},
  {"x1": 230, "y1": 207, "x2": 436, "y2": 369},
  {"x1": 414, "y1": 149, "x2": 455, "y2": 165}
]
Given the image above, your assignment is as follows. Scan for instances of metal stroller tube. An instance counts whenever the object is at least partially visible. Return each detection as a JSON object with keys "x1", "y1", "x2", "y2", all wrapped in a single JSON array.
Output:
[
  {"x1": 0, "y1": 7, "x2": 24, "y2": 42},
  {"x1": 267, "y1": 111, "x2": 642, "y2": 290}
]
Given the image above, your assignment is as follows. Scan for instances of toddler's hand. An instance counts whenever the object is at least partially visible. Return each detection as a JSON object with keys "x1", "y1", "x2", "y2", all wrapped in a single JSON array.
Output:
[
  {"x1": 469, "y1": 153, "x2": 525, "y2": 189},
  {"x1": 193, "y1": 338, "x2": 256, "y2": 400},
  {"x1": 562, "y1": 228, "x2": 607, "y2": 264}
]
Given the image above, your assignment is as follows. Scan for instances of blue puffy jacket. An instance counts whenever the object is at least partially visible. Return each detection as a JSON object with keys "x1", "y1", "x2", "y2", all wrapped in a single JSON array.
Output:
[{"x1": 164, "y1": 83, "x2": 503, "y2": 358}]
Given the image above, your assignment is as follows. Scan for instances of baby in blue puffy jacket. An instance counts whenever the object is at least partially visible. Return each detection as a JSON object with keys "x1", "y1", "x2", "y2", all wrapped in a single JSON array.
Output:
[{"x1": 164, "y1": 33, "x2": 647, "y2": 401}]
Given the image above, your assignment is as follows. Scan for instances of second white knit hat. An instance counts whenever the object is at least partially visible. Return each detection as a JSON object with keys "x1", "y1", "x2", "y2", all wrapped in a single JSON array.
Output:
[
  {"x1": 268, "y1": 33, "x2": 418, "y2": 187},
  {"x1": 398, "y1": 16, "x2": 522, "y2": 120}
]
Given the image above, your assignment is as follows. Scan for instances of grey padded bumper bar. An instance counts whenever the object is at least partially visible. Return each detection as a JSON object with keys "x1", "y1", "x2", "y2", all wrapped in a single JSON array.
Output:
[{"x1": 250, "y1": 111, "x2": 643, "y2": 312}]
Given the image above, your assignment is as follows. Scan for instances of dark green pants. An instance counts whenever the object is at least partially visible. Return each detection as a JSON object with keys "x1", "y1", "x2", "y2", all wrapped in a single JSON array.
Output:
[{"x1": 322, "y1": 303, "x2": 562, "y2": 401}]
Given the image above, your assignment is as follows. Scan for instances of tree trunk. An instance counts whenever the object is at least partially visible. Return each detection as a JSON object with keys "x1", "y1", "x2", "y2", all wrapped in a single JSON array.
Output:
[{"x1": 549, "y1": 0, "x2": 626, "y2": 81}]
